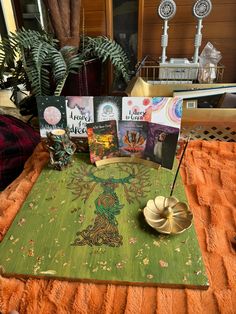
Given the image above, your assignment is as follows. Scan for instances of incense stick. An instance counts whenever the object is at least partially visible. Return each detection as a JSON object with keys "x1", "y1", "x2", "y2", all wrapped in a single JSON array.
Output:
[{"x1": 170, "y1": 136, "x2": 190, "y2": 197}]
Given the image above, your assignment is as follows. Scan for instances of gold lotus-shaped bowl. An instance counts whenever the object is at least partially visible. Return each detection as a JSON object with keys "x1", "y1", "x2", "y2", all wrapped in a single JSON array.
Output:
[{"x1": 143, "y1": 196, "x2": 193, "y2": 235}]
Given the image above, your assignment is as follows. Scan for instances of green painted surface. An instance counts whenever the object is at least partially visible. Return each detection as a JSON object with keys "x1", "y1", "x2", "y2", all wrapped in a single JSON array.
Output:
[{"x1": 0, "y1": 155, "x2": 208, "y2": 288}]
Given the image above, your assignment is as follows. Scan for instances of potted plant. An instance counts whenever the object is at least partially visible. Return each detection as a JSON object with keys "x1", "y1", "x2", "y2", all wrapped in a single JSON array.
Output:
[
  {"x1": 0, "y1": 0, "x2": 131, "y2": 116},
  {"x1": 0, "y1": 27, "x2": 130, "y2": 116},
  {"x1": 0, "y1": 28, "x2": 130, "y2": 96},
  {"x1": 39, "y1": 0, "x2": 131, "y2": 94}
]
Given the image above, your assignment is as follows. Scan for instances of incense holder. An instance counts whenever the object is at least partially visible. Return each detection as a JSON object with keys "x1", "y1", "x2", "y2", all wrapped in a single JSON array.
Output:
[
  {"x1": 44, "y1": 129, "x2": 76, "y2": 170},
  {"x1": 143, "y1": 196, "x2": 193, "y2": 234}
]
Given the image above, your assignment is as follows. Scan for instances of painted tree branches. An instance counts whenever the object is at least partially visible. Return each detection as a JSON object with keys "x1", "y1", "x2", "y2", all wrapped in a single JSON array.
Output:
[{"x1": 68, "y1": 163, "x2": 151, "y2": 247}]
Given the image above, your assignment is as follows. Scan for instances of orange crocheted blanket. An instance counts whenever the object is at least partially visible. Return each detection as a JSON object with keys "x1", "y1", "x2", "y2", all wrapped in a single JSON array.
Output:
[{"x1": 0, "y1": 141, "x2": 236, "y2": 314}]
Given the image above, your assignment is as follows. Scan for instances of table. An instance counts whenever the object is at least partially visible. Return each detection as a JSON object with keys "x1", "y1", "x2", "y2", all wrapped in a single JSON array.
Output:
[{"x1": 0, "y1": 140, "x2": 235, "y2": 313}]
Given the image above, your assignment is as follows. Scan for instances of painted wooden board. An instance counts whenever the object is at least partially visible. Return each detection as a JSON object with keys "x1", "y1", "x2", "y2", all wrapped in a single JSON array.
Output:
[{"x1": 0, "y1": 155, "x2": 208, "y2": 288}]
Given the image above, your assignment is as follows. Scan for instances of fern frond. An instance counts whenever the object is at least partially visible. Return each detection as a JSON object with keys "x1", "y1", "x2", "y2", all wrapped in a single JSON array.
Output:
[
  {"x1": 60, "y1": 46, "x2": 83, "y2": 72},
  {"x1": 12, "y1": 28, "x2": 57, "y2": 50},
  {"x1": 82, "y1": 36, "x2": 130, "y2": 82},
  {"x1": 54, "y1": 76, "x2": 68, "y2": 96},
  {"x1": 29, "y1": 43, "x2": 51, "y2": 96},
  {"x1": 50, "y1": 48, "x2": 67, "y2": 83},
  {"x1": 0, "y1": 37, "x2": 16, "y2": 66},
  {"x1": 51, "y1": 46, "x2": 83, "y2": 95}
]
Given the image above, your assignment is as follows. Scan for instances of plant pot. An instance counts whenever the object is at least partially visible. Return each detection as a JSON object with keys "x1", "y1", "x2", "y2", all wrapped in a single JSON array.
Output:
[{"x1": 61, "y1": 58, "x2": 103, "y2": 96}]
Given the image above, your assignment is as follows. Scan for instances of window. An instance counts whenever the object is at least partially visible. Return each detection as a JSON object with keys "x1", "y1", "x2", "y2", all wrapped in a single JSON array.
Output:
[
  {"x1": 113, "y1": 0, "x2": 138, "y2": 69},
  {"x1": 112, "y1": 0, "x2": 138, "y2": 91},
  {"x1": 0, "y1": 3, "x2": 7, "y2": 40}
]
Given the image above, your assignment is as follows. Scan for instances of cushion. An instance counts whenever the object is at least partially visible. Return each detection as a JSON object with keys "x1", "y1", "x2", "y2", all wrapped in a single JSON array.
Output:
[{"x1": 0, "y1": 115, "x2": 40, "y2": 190}]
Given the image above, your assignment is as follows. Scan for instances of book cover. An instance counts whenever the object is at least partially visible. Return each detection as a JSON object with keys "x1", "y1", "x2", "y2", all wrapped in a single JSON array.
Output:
[
  {"x1": 118, "y1": 121, "x2": 148, "y2": 157},
  {"x1": 37, "y1": 96, "x2": 67, "y2": 137},
  {"x1": 87, "y1": 120, "x2": 119, "y2": 163},
  {"x1": 122, "y1": 97, "x2": 152, "y2": 121},
  {"x1": 66, "y1": 96, "x2": 94, "y2": 137},
  {"x1": 93, "y1": 96, "x2": 122, "y2": 122},
  {"x1": 144, "y1": 123, "x2": 179, "y2": 170},
  {"x1": 145, "y1": 97, "x2": 182, "y2": 129}
]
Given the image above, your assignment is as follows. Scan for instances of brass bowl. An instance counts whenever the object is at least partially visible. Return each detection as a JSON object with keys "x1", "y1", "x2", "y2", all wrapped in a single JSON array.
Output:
[{"x1": 143, "y1": 196, "x2": 193, "y2": 234}]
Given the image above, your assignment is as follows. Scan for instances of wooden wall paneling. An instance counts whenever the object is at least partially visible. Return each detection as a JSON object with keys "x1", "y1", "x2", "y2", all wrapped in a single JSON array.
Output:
[
  {"x1": 143, "y1": 22, "x2": 236, "y2": 41},
  {"x1": 105, "y1": 0, "x2": 113, "y2": 38},
  {"x1": 144, "y1": 4, "x2": 236, "y2": 23},
  {"x1": 81, "y1": 0, "x2": 106, "y2": 36},
  {"x1": 144, "y1": 0, "x2": 236, "y2": 5},
  {"x1": 141, "y1": 0, "x2": 236, "y2": 82},
  {"x1": 82, "y1": 1, "x2": 105, "y2": 12},
  {"x1": 142, "y1": 38, "x2": 236, "y2": 57},
  {"x1": 105, "y1": 0, "x2": 113, "y2": 93},
  {"x1": 77, "y1": 0, "x2": 236, "y2": 83},
  {"x1": 83, "y1": 11, "x2": 106, "y2": 36},
  {"x1": 11, "y1": 0, "x2": 23, "y2": 29},
  {"x1": 79, "y1": 0, "x2": 108, "y2": 94},
  {"x1": 137, "y1": 0, "x2": 144, "y2": 61}
]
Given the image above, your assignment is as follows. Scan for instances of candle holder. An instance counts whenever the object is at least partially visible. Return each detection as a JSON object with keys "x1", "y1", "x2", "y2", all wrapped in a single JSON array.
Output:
[{"x1": 44, "y1": 128, "x2": 76, "y2": 170}]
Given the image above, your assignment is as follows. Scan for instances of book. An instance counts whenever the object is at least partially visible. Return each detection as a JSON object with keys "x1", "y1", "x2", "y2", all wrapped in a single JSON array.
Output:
[
  {"x1": 36, "y1": 96, "x2": 67, "y2": 137},
  {"x1": 93, "y1": 96, "x2": 122, "y2": 122},
  {"x1": 144, "y1": 123, "x2": 179, "y2": 170},
  {"x1": 122, "y1": 97, "x2": 152, "y2": 121},
  {"x1": 173, "y1": 86, "x2": 236, "y2": 99},
  {"x1": 118, "y1": 121, "x2": 148, "y2": 157},
  {"x1": 144, "y1": 97, "x2": 183, "y2": 129},
  {"x1": 66, "y1": 96, "x2": 94, "y2": 137},
  {"x1": 87, "y1": 120, "x2": 119, "y2": 163}
]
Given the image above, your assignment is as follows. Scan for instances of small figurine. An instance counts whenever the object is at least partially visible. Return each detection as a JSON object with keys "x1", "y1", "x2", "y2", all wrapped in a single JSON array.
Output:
[{"x1": 44, "y1": 128, "x2": 76, "y2": 170}]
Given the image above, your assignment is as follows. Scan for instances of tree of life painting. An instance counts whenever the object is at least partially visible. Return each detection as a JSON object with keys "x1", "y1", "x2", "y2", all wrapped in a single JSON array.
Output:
[
  {"x1": 68, "y1": 163, "x2": 150, "y2": 247},
  {"x1": 0, "y1": 154, "x2": 208, "y2": 288}
]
